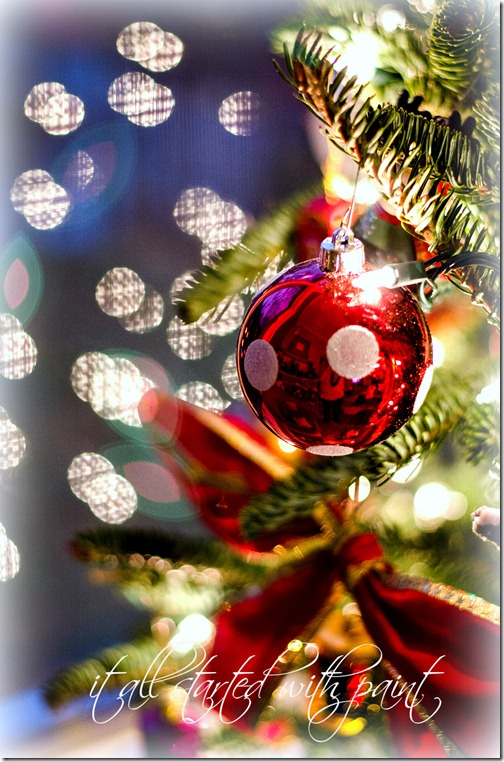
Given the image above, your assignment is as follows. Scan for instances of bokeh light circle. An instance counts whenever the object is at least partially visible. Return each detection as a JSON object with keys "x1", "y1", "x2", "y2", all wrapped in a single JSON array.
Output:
[
  {"x1": 218, "y1": 91, "x2": 261, "y2": 136},
  {"x1": 139, "y1": 31, "x2": 184, "y2": 72},
  {"x1": 39, "y1": 92, "x2": 85, "y2": 135},
  {"x1": 127, "y1": 85, "x2": 175, "y2": 127},
  {"x1": 117, "y1": 21, "x2": 165, "y2": 62},
  {"x1": 108, "y1": 72, "x2": 159, "y2": 116},
  {"x1": 71, "y1": 352, "x2": 115, "y2": 402},
  {"x1": 119, "y1": 286, "x2": 165, "y2": 333},
  {"x1": 176, "y1": 381, "x2": 229, "y2": 412},
  {"x1": 67, "y1": 452, "x2": 116, "y2": 502},
  {"x1": 86, "y1": 472, "x2": 138, "y2": 524},
  {"x1": 24, "y1": 82, "x2": 66, "y2": 122},
  {"x1": 221, "y1": 354, "x2": 244, "y2": 400},
  {"x1": 0, "y1": 523, "x2": 20, "y2": 581},
  {"x1": 95, "y1": 267, "x2": 146, "y2": 317},
  {"x1": 198, "y1": 295, "x2": 245, "y2": 336},
  {"x1": 166, "y1": 317, "x2": 215, "y2": 360}
]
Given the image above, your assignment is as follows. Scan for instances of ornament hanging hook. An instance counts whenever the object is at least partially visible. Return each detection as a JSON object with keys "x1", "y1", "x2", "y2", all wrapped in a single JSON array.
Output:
[{"x1": 319, "y1": 165, "x2": 364, "y2": 273}]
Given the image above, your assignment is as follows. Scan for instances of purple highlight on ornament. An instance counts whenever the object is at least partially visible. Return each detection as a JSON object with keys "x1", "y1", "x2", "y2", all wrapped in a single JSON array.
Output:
[
  {"x1": 326, "y1": 325, "x2": 380, "y2": 379},
  {"x1": 306, "y1": 444, "x2": 354, "y2": 457},
  {"x1": 244, "y1": 339, "x2": 278, "y2": 391}
]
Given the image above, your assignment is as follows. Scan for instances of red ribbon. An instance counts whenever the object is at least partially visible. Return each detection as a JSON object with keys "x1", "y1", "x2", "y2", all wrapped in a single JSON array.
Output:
[
  {"x1": 194, "y1": 549, "x2": 338, "y2": 728},
  {"x1": 336, "y1": 533, "x2": 500, "y2": 757},
  {"x1": 139, "y1": 389, "x2": 318, "y2": 551},
  {"x1": 203, "y1": 529, "x2": 499, "y2": 756},
  {"x1": 139, "y1": 390, "x2": 499, "y2": 755}
]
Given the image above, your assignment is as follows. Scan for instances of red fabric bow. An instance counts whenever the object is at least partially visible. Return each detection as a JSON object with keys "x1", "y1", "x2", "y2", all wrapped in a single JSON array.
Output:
[
  {"x1": 335, "y1": 531, "x2": 500, "y2": 758},
  {"x1": 139, "y1": 391, "x2": 500, "y2": 756},
  {"x1": 194, "y1": 549, "x2": 338, "y2": 728},
  {"x1": 138, "y1": 388, "x2": 318, "y2": 551},
  {"x1": 201, "y1": 528, "x2": 500, "y2": 757}
]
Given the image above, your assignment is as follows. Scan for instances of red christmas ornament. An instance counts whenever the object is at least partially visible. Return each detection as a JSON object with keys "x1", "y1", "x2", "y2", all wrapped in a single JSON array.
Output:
[{"x1": 237, "y1": 229, "x2": 433, "y2": 455}]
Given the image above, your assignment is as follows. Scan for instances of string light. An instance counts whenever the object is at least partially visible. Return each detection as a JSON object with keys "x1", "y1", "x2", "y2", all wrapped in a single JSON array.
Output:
[
  {"x1": 170, "y1": 613, "x2": 215, "y2": 654},
  {"x1": 476, "y1": 380, "x2": 499, "y2": 405},
  {"x1": 348, "y1": 476, "x2": 371, "y2": 502}
]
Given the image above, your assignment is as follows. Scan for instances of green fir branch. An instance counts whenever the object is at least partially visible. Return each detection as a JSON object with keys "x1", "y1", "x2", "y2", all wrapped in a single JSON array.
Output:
[
  {"x1": 455, "y1": 401, "x2": 500, "y2": 466},
  {"x1": 277, "y1": 29, "x2": 500, "y2": 323},
  {"x1": 473, "y1": 81, "x2": 500, "y2": 160},
  {"x1": 72, "y1": 528, "x2": 271, "y2": 614},
  {"x1": 44, "y1": 635, "x2": 192, "y2": 709},
  {"x1": 176, "y1": 183, "x2": 321, "y2": 324},
  {"x1": 240, "y1": 369, "x2": 483, "y2": 540},
  {"x1": 368, "y1": 519, "x2": 500, "y2": 602},
  {"x1": 427, "y1": 0, "x2": 498, "y2": 111}
]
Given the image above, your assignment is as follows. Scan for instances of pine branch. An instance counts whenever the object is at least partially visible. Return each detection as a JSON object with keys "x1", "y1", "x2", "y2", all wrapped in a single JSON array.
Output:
[
  {"x1": 427, "y1": 0, "x2": 498, "y2": 111},
  {"x1": 73, "y1": 528, "x2": 271, "y2": 614},
  {"x1": 455, "y1": 401, "x2": 500, "y2": 466},
  {"x1": 368, "y1": 518, "x2": 500, "y2": 601},
  {"x1": 176, "y1": 183, "x2": 321, "y2": 324},
  {"x1": 473, "y1": 81, "x2": 500, "y2": 160},
  {"x1": 44, "y1": 635, "x2": 192, "y2": 709},
  {"x1": 278, "y1": 29, "x2": 500, "y2": 324},
  {"x1": 270, "y1": 1, "x2": 487, "y2": 114},
  {"x1": 370, "y1": 25, "x2": 435, "y2": 108},
  {"x1": 240, "y1": 369, "x2": 483, "y2": 540}
]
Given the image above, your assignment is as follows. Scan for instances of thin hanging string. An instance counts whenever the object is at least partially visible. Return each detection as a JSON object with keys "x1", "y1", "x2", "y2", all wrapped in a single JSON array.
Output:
[{"x1": 342, "y1": 165, "x2": 360, "y2": 239}]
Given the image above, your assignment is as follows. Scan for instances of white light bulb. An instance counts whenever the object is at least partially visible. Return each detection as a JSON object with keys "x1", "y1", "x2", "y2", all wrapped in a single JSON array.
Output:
[{"x1": 352, "y1": 266, "x2": 397, "y2": 291}]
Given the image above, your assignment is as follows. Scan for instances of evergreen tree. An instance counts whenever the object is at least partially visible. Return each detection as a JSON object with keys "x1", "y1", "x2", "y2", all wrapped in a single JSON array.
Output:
[{"x1": 45, "y1": 1, "x2": 500, "y2": 756}]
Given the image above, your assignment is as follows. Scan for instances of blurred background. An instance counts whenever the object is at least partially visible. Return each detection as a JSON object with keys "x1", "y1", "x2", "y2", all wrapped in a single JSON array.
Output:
[{"x1": 0, "y1": 0, "x2": 323, "y2": 754}]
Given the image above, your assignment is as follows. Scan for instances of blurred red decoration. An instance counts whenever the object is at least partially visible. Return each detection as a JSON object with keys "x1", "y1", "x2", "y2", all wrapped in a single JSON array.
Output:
[
  {"x1": 139, "y1": 389, "x2": 319, "y2": 551},
  {"x1": 294, "y1": 195, "x2": 353, "y2": 262}
]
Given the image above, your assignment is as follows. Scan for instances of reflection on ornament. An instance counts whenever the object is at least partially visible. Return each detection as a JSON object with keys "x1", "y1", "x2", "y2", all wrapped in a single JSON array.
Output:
[{"x1": 237, "y1": 230, "x2": 432, "y2": 454}]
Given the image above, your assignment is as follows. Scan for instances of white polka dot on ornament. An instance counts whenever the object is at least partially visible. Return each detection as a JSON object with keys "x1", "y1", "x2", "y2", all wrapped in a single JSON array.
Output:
[
  {"x1": 306, "y1": 445, "x2": 354, "y2": 457},
  {"x1": 243, "y1": 339, "x2": 278, "y2": 390},
  {"x1": 326, "y1": 325, "x2": 380, "y2": 379}
]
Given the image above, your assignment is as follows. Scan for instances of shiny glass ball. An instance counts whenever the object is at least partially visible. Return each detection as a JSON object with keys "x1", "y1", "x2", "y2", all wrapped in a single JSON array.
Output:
[{"x1": 237, "y1": 258, "x2": 433, "y2": 455}]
